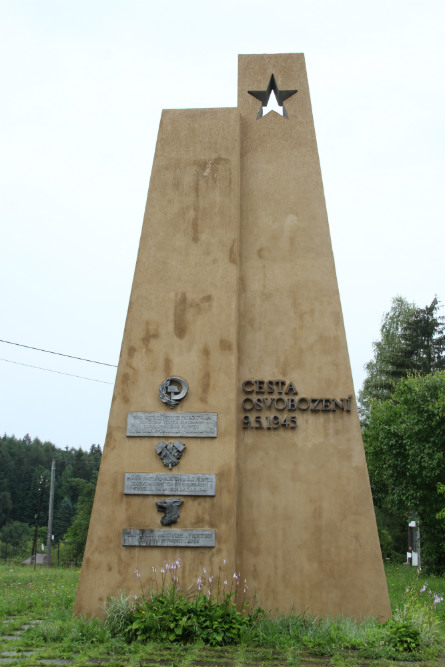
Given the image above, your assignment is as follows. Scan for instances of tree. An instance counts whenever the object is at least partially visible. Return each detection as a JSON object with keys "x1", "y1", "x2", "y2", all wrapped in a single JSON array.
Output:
[
  {"x1": 363, "y1": 372, "x2": 445, "y2": 572},
  {"x1": 0, "y1": 520, "x2": 31, "y2": 551},
  {"x1": 390, "y1": 298, "x2": 445, "y2": 379},
  {"x1": 358, "y1": 296, "x2": 416, "y2": 421},
  {"x1": 53, "y1": 496, "x2": 74, "y2": 543},
  {"x1": 64, "y1": 477, "x2": 96, "y2": 558},
  {"x1": 358, "y1": 297, "x2": 445, "y2": 422},
  {"x1": 0, "y1": 434, "x2": 102, "y2": 535}
]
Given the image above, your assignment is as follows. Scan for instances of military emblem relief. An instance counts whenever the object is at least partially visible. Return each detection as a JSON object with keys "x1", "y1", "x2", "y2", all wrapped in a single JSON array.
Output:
[
  {"x1": 156, "y1": 440, "x2": 186, "y2": 469},
  {"x1": 159, "y1": 376, "x2": 188, "y2": 408},
  {"x1": 156, "y1": 498, "x2": 184, "y2": 526}
]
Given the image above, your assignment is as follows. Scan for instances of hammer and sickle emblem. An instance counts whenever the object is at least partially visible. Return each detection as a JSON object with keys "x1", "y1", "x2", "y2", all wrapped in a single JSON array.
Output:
[{"x1": 159, "y1": 376, "x2": 189, "y2": 408}]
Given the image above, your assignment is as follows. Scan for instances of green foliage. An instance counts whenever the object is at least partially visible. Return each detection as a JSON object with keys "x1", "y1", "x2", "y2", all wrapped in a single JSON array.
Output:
[
  {"x1": 359, "y1": 298, "x2": 445, "y2": 568},
  {"x1": 391, "y1": 297, "x2": 445, "y2": 380},
  {"x1": 374, "y1": 506, "x2": 407, "y2": 561},
  {"x1": 358, "y1": 296, "x2": 416, "y2": 420},
  {"x1": 0, "y1": 520, "x2": 31, "y2": 549},
  {"x1": 363, "y1": 372, "x2": 445, "y2": 572},
  {"x1": 63, "y1": 477, "x2": 97, "y2": 560},
  {"x1": 436, "y1": 482, "x2": 445, "y2": 520},
  {"x1": 106, "y1": 560, "x2": 261, "y2": 646},
  {"x1": 384, "y1": 619, "x2": 421, "y2": 652},
  {"x1": 0, "y1": 434, "x2": 101, "y2": 558},
  {"x1": 128, "y1": 587, "x2": 254, "y2": 645},
  {"x1": 103, "y1": 591, "x2": 136, "y2": 636},
  {"x1": 53, "y1": 496, "x2": 75, "y2": 543},
  {"x1": 1, "y1": 563, "x2": 444, "y2": 663},
  {"x1": 358, "y1": 296, "x2": 444, "y2": 424}
]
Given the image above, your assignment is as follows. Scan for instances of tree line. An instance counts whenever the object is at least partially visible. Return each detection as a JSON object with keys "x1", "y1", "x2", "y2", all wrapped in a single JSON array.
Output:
[
  {"x1": 0, "y1": 434, "x2": 101, "y2": 562},
  {"x1": 359, "y1": 297, "x2": 445, "y2": 573}
]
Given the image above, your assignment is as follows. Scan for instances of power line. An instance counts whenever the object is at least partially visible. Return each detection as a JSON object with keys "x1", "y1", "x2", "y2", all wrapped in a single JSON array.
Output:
[
  {"x1": 0, "y1": 338, "x2": 117, "y2": 367},
  {"x1": 0, "y1": 357, "x2": 114, "y2": 385}
]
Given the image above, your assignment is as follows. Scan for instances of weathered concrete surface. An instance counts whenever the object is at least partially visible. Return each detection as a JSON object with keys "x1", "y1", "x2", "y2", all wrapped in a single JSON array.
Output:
[
  {"x1": 75, "y1": 54, "x2": 391, "y2": 621},
  {"x1": 235, "y1": 54, "x2": 389, "y2": 619},
  {"x1": 75, "y1": 108, "x2": 240, "y2": 616}
]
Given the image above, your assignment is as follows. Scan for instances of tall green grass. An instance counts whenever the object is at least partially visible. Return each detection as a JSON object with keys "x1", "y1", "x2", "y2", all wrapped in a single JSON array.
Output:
[{"x1": 0, "y1": 562, "x2": 444, "y2": 664}]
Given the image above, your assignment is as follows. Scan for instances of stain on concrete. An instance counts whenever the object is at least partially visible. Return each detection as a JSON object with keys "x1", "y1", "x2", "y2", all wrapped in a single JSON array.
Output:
[
  {"x1": 164, "y1": 356, "x2": 172, "y2": 376},
  {"x1": 220, "y1": 339, "x2": 233, "y2": 351},
  {"x1": 200, "y1": 345, "x2": 211, "y2": 403},
  {"x1": 192, "y1": 166, "x2": 200, "y2": 243},
  {"x1": 174, "y1": 292, "x2": 188, "y2": 339},
  {"x1": 229, "y1": 238, "x2": 237, "y2": 265},
  {"x1": 174, "y1": 293, "x2": 213, "y2": 340},
  {"x1": 142, "y1": 322, "x2": 160, "y2": 351},
  {"x1": 121, "y1": 372, "x2": 130, "y2": 404}
]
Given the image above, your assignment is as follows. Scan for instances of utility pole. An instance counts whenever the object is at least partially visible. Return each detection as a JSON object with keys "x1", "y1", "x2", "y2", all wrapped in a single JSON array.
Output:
[
  {"x1": 46, "y1": 458, "x2": 56, "y2": 567},
  {"x1": 32, "y1": 476, "x2": 46, "y2": 570}
]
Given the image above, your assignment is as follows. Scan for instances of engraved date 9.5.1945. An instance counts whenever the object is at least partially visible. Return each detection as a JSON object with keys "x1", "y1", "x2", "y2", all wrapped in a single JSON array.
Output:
[{"x1": 242, "y1": 415, "x2": 297, "y2": 430}]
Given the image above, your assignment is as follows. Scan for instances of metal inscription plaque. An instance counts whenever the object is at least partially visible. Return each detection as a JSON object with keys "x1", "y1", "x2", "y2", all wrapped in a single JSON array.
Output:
[
  {"x1": 127, "y1": 412, "x2": 217, "y2": 438},
  {"x1": 124, "y1": 473, "x2": 216, "y2": 496},
  {"x1": 122, "y1": 529, "x2": 215, "y2": 548}
]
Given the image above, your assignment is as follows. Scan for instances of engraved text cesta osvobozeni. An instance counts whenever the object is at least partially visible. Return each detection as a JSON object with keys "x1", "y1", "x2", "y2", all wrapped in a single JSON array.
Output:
[{"x1": 241, "y1": 380, "x2": 353, "y2": 430}]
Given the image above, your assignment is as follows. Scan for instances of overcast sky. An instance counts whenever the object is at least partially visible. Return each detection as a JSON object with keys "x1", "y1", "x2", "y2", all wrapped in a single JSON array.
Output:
[{"x1": 0, "y1": 0, "x2": 443, "y2": 450}]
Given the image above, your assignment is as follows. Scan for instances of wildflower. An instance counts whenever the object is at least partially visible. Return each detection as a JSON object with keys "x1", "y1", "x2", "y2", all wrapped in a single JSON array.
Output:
[
  {"x1": 420, "y1": 584, "x2": 427, "y2": 593},
  {"x1": 203, "y1": 568, "x2": 206, "y2": 574},
  {"x1": 433, "y1": 594, "x2": 443, "y2": 606},
  {"x1": 161, "y1": 568, "x2": 165, "y2": 574},
  {"x1": 223, "y1": 559, "x2": 226, "y2": 565},
  {"x1": 197, "y1": 576, "x2": 202, "y2": 585},
  {"x1": 233, "y1": 573, "x2": 238, "y2": 580},
  {"x1": 152, "y1": 566, "x2": 156, "y2": 574},
  {"x1": 134, "y1": 569, "x2": 140, "y2": 578},
  {"x1": 133, "y1": 595, "x2": 138, "y2": 600},
  {"x1": 209, "y1": 576, "x2": 213, "y2": 585},
  {"x1": 224, "y1": 580, "x2": 228, "y2": 586}
]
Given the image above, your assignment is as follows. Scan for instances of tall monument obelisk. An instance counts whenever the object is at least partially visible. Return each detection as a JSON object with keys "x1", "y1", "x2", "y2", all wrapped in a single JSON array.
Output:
[{"x1": 75, "y1": 54, "x2": 391, "y2": 621}]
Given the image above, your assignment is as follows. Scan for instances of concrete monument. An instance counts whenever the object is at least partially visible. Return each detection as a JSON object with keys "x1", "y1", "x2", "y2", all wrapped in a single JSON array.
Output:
[{"x1": 75, "y1": 54, "x2": 391, "y2": 620}]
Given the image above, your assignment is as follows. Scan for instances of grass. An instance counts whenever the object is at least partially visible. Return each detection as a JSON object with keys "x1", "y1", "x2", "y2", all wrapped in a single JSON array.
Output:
[
  {"x1": 0, "y1": 562, "x2": 444, "y2": 666},
  {"x1": 385, "y1": 563, "x2": 445, "y2": 617}
]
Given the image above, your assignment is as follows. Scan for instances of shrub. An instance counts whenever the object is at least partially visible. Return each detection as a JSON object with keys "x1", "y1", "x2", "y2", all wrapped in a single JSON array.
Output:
[{"x1": 105, "y1": 559, "x2": 262, "y2": 646}]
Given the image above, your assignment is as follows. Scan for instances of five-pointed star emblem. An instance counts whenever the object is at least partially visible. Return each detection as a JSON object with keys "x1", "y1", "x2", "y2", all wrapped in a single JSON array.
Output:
[{"x1": 248, "y1": 74, "x2": 298, "y2": 119}]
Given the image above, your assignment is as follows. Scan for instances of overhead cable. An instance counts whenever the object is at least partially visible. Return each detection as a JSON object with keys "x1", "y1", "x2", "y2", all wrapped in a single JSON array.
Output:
[
  {"x1": 0, "y1": 357, "x2": 114, "y2": 385},
  {"x1": 0, "y1": 338, "x2": 117, "y2": 367}
]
